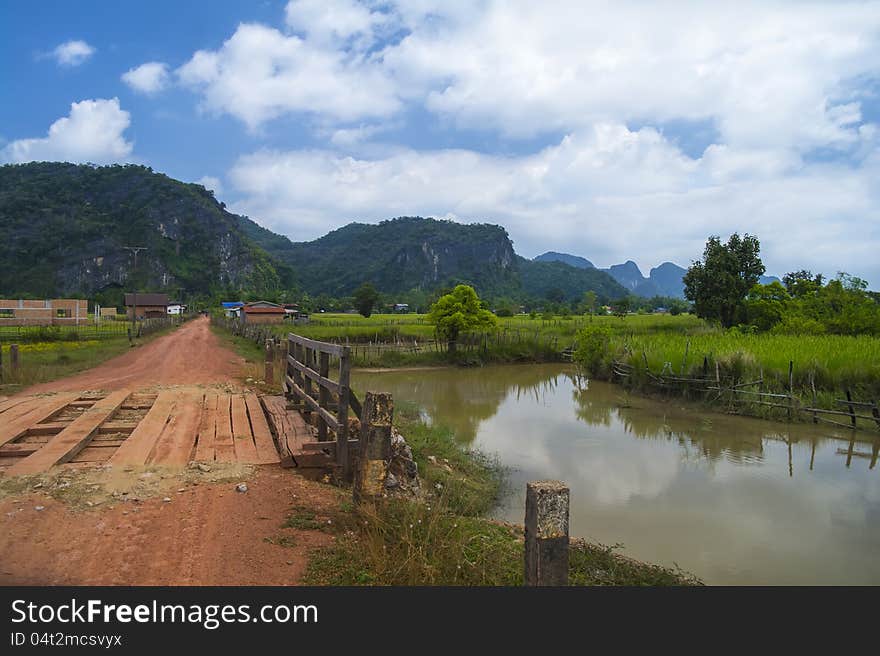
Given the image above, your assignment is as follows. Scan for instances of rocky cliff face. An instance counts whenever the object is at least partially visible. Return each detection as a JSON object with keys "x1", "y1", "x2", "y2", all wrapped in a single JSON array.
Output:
[
  {"x1": 250, "y1": 216, "x2": 520, "y2": 297},
  {"x1": 0, "y1": 163, "x2": 285, "y2": 301}
]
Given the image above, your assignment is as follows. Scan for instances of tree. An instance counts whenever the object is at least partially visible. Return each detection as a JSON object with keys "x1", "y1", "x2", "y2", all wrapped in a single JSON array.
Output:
[
  {"x1": 612, "y1": 297, "x2": 630, "y2": 318},
  {"x1": 745, "y1": 281, "x2": 790, "y2": 331},
  {"x1": 683, "y1": 233, "x2": 765, "y2": 328},
  {"x1": 782, "y1": 270, "x2": 824, "y2": 298},
  {"x1": 582, "y1": 290, "x2": 598, "y2": 318},
  {"x1": 427, "y1": 284, "x2": 497, "y2": 353},
  {"x1": 353, "y1": 282, "x2": 379, "y2": 318}
]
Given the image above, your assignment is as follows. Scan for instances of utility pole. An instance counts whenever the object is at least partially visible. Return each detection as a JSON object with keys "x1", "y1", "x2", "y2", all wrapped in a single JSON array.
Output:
[{"x1": 123, "y1": 246, "x2": 147, "y2": 336}]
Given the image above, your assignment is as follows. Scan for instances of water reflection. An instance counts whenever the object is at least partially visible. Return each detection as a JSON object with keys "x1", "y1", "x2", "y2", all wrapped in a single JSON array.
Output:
[{"x1": 353, "y1": 364, "x2": 880, "y2": 584}]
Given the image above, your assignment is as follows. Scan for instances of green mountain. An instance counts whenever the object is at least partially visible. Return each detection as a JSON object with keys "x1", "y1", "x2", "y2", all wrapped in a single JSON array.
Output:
[
  {"x1": 0, "y1": 163, "x2": 631, "y2": 306},
  {"x1": 534, "y1": 251, "x2": 595, "y2": 269},
  {"x1": 517, "y1": 257, "x2": 627, "y2": 302},
  {"x1": 0, "y1": 162, "x2": 289, "y2": 306},
  {"x1": 242, "y1": 215, "x2": 628, "y2": 303}
]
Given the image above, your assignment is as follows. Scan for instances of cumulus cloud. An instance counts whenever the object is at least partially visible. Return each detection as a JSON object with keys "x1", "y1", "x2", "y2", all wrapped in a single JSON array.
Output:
[
  {"x1": 1, "y1": 98, "x2": 133, "y2": 164},
  {"x1": 228, "y1": 123, "x2": 880, "y2": 283},
  {"x1": 122, "y1": 62, "x2": 170, "y2": 94},
  {"x1": 172, "y1": 1, "x2": 880, "y2": 283},
  {"x1": 176, "y1": 22, "x2": 400, "y2": 130},
  {"x1": 51, "y1": 40, "x2": 96, "y2": 67}
]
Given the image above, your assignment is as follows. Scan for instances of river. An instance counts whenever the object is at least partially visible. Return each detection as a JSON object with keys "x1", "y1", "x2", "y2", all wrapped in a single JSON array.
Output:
[{"x1": 352, "y1": 363, "x2": 880, "y2": 585}]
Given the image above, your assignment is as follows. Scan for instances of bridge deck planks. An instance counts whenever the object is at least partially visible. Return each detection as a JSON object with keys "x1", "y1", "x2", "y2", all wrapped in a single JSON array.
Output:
[
  {"x1": 2, "y1": 388, "x2": 284, "y2": 473},
  {"x1": 7, "y1": 390, "x2": 131, "y2": 475},
  {"x1": 108, "y1": 391, "x2": 175, "y2": 466},
  {"x1": 213, "y1": 394, "x2": 235, "y2": 462},
  {"x1": 193, "y1": 392, "x2": 219, "y2": 462},
  {"x1": 0, "y1": 394, "x2": 79, "y2": 448},
  {"x1": 150, "y1": 392, "x2": 204, "y2": 466},
  {"x1": 231, "y1": 394, "x2": 259, "y2": 463},
  {"x1": 245, "y1": 393, "x2": 280, "y2": 464}
]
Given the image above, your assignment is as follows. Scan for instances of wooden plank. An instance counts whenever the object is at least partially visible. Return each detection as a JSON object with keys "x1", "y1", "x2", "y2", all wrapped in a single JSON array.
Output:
[
  {"x1": 231, "y1": 394, "x2": 259, "y2": 463},
  {"x1": 0, "y1": 396, "x2": 37, "y2": 416},
  {"x1": 150, "y1": 392, "x2": 204, "y2": 466},
  {"x1": 213, "y1": 394, "x2": 235, "y2": 462},
  {"x1": 24, "y1": 422, "x2": 70, "y2": 436},
  {"x1": 108, "y1": 391, "x2": 177, "y2": 466},
  {"x1": 8, "y1": 390, "x2": 130, "y2": 475},
  {"x1": 288, "y1": 333, "x2": 343, "y2": 356},
  {"x1": 0, "y1": 393, "x2": 78, "y2": 448},
  {"x1": 193, "y1": 393, "x2": 218, "y2": 462},
  {"x1": 288, "y1": 381, "x2": 339, "y2": 431},
  {"x1": 71, "y1": 445, "x2": 120, "y2": 462},
  {"x1": 261, "y1": 396, "x2": 315, "y2": 468},
  {"x1": 286, "y1": 355, "x2": 340, "y2": 394},
  {"x1": 0, "y1": 444, "x2": 40, "y2": 457},
  {"x1": 97, "y1": 422, "x2": 139, "y2": 433},
  {"x1": 245, "y1": 394, "x2": 280, "y2": 464}
]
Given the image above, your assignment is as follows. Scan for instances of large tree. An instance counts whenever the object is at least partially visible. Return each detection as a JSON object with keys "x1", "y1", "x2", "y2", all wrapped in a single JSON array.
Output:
[
  {"x1": 427, "y1": 284, "x2": 497, "y2": 353},
  {"x1": 353, "y1": 282, "x2": 379, "y2": 318},
  {"x1": 683, "y1": 233, "x2": 765, "y2": 328}
]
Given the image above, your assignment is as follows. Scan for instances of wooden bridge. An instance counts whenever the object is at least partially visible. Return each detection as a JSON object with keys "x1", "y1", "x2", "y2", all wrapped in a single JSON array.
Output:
[{"x1": 0, "y1": 332, "x2": 370, "y2": 478}]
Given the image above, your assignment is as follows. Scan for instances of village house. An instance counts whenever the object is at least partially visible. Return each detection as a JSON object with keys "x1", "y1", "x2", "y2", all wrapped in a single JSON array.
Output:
[
  {"x1": 0, "y1": 299, "x2": 89, "y2": 326},
  {"x1": 124, "y1": 293, "x2": 169, "y2": 319},
  {"x1": 221, "y1": 301, "x2": 244, "y2": 318},
  {"x1": 241, "y1": 301, "x2": 285, "y2": 324}
]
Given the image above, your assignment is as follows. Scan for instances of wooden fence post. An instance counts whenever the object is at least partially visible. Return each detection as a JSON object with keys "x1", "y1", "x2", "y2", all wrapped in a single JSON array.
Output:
[
  {"x1": 845, "y1": 389, "x2": 857, "y2": 429},
  {"x1": 264, "y1": 338, "x2": 275, "y2": 386},
  {"x1": 524, "y1": 480, "x2": 570, "y2": 586},
  {"x1": 337, "y1": 346, "x2": 351, "y2": 478},
  {"x1": 353, "y1": 392, "x2": 393, "y2": 503},
  {"x1": 10, "y1": 344, "x2": 20, "y2": 374},
  {"x1": 0, "y1": 343, "x2": 3, "y2": 382}
]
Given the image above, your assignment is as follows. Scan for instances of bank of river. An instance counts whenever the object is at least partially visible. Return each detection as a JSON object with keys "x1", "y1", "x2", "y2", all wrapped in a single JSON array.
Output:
[{"x1": 353, "y1": 363, "x2": 880, "y2": 585}]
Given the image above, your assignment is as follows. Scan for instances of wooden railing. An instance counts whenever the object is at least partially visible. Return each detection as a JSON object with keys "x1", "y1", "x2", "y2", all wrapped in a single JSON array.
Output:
[{"x1": 285, "y1": 333, "x2": 359, "y2": 476}]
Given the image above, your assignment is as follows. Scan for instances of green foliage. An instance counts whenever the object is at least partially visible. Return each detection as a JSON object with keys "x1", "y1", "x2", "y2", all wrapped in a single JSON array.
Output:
[
  {"x1": 745, "y1": 281, "x2": 790, "y2": 331},
  {"x1": 427, "y1": 285, "x2": 498, "y2": 347},
  {"x1": 683, "y1": 233, "x2": 765, "y2": 328},
  {"x1": 573, "y1": 324, "x2": 614, "y2": 376},
  {"x1": 0, "y1": 162, "x2": 290, "y2": 300},
  {"x1": 353, "y1": 282, "x2": 379, "y2": 318}
]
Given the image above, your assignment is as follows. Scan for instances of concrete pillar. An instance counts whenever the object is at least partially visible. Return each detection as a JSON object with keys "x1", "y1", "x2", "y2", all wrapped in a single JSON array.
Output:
[{"x1": 524, "y1": 480, "x2": 570, "y2": 586}]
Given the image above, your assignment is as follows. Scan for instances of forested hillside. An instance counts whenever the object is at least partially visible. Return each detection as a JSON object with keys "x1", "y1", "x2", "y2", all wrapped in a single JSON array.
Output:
[{"x1": 0, "y1": 163, "x2": 289, "y2": 306}]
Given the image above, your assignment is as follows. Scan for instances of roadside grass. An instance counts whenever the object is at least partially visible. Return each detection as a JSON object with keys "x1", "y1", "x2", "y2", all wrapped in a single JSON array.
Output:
[{"x1": 0, "y1": 338, "x2": 130, "y2": 394}]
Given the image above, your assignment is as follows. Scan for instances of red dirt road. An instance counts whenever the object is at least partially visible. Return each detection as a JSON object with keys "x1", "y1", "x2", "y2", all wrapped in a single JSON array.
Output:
[
  {"x1": 0, "y1": 468, "x2": 337, "y2": 585},
  {"x1": 21, "y1": 316, "x2": 246, "y2": 394},
  {"x1": 0, "y1": 317, "x2": 339, "y2": 585}
]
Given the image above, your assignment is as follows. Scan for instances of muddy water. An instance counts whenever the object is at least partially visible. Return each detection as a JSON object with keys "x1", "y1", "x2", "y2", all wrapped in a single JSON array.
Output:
[{"x1": 352, "y1": 364, "x2": 880, "y2": 585}]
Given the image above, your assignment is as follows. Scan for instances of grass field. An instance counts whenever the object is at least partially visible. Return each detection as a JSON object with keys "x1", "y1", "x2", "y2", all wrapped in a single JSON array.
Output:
[
  {"x1": 216, "y1": 311, "x2": 880, "y2": 401},
  {"x1": 0, "y1": 321, "x2": 131, "y2": 343}
]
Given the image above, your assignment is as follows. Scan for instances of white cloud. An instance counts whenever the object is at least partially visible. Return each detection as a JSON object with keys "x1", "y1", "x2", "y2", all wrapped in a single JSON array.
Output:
[
  {"x1": 284, "y1": 0, "x2": 388, "y2": 46},
  {"x1": 51, "y1": 40, "x2": 96, "y2": 67},
  {"x1": 197, "y1": 175, "x2": 224, "y2": 195},
  {"x1": 176, "y1": 22, "x2": 400, "y2": 131},
  {"x1": 1, "y1": 98, "x2": 133, "y2": 164},
  {"x1": 228, "y1": 123, "x2": 880, "y2": 284},
  {"x1": 171, "y1": 1, "x2": 880, "y2": 283},
  {"x1": 122, "y1": 62, "x2": 170, "y2": 95}
]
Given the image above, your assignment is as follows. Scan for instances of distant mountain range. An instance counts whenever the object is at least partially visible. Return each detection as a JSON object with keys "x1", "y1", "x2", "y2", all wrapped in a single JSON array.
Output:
[
  {"x1": 0, "y1": 162, "x2": 781, "y2": 306},
  {"x1": 534, "y1": 252, "x2": 780, "y2": 299}
]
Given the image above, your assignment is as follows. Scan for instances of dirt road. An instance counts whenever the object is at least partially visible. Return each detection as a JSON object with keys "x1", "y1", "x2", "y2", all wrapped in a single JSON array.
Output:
[
  {"x1": 0, "y1": 317, "x2": 339, "y2": 585},
  {"x1": 22, "y1": 316, "x2": 246, "y2": 394}
]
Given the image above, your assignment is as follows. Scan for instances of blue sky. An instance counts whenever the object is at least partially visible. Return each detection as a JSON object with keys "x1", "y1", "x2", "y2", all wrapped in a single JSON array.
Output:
[{"x1": 2, "y1": 1, "x2": 879, "y2": 286}]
